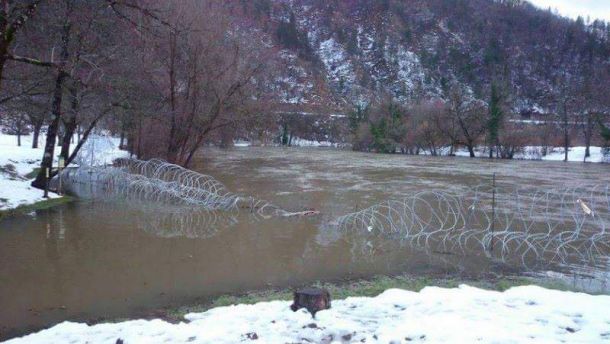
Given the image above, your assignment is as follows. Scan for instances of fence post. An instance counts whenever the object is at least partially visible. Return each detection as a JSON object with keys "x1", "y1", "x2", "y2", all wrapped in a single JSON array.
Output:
[
  {"x1": 58, "y1": 157, "x2": 64, "y2": 195},
  {"x1": 43, "y1": 167, "x2": 49, "y2": 198},
  {"x1": 490, "y1": 172, "x2": 496, "y2": 252}
]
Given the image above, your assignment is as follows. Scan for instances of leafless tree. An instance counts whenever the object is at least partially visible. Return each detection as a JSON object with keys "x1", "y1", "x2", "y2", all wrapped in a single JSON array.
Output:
[
  {"x1": 446, "y1": 83, "x2": 488, "y2": 157},
  {"x1": 127, "y1": 1, "x2": 276, "y2": 167}
]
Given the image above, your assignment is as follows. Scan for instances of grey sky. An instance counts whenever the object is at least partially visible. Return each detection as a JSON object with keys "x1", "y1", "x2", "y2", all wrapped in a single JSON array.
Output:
[{"x1": 528, "y1": 0, "x2": 610, "y2": 22}]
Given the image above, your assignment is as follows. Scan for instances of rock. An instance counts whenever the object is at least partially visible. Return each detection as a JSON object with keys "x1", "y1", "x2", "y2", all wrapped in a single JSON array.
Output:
[{"x1": 244, "y1": 332, "x2": 258, "y2": 340}]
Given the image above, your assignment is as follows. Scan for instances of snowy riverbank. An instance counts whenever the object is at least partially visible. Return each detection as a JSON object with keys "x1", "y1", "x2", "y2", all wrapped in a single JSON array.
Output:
[
  {"x1": 451, "y1": 145, "x2": 608, "y2": 163},
  {"x1": 234, "y1": 139, "x2": 609, "y2": 163},
  {"x1": 4, "y1": 285, "x2": 609, "y2": 343},
  {"x1": 0, "y1": 132, "x2": 126, "y2": 211}
]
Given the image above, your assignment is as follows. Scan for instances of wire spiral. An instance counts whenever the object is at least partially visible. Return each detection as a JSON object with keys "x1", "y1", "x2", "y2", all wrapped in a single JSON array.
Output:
[{"x1": 334, "y1": 185, "x2": 610, "y2": 268}]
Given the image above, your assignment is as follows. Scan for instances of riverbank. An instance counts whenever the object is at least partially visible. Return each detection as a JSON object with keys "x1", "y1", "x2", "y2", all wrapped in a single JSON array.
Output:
[
  {"x1": 141, "y1": 274, "x2": 573, "y2": 324},
  {"x1": 0, "y1": 132, "x2": 125, "y2": 215},
  {"x1": 0, "y1": 133, "x2": 60, "y2": 212},
  {"x1": 235, "y1": 138, "x2": 608, "y2": 163},
  {"x1": 0, "y1": 196, "x2": 74, "y2": 220},
  {"x1": 3, "y1": 274, "x2": 609, "y2": 343}
]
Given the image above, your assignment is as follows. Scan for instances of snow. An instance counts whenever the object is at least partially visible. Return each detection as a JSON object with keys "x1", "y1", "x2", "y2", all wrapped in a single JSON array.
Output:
[
  {"x1": 536, "y1": 146, "x2": 606, "y2": 163},
  {"x1": 290, "y1": 137, "x2": 340, "y2": 147},
  {"x1": 0, "y1": 132, "x2": 60, "y2": 210},
  {"x1": 0, "y1": 132, "x2": 127, "y2": 210},
  {"x1": 4, "y1": 285, "x2": 610, "y2": 343},
  {"x1": 318, "y1": 38, "x2": 356, "y2": 88},
  {"x1": 449, "y1": 145, "x2": 608, "y2": 163},
  {"x1": 233, "y1": 140, "x2": 252, "y2": 147},
  {"x1": 275, "y1": 50, "x2": 314, "y2": 104}
]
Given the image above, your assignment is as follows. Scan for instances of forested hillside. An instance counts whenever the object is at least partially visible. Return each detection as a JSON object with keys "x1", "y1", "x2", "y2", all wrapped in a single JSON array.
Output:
[
  {"x1": 0, "y1": 0, "x2": 609, "y2": 175},
  {"x1": 242, "y1": 0, "x2": 609, "y2": 109},
  {"x1": 241, "y1": 0, "x2": 610, "y2": 156}
]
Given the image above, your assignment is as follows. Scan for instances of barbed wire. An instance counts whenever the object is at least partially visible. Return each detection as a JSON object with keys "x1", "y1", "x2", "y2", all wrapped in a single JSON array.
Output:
[
  {"x1": 56, "y1": 153, "x2": 609, "y2": 270},
  {"x1": 58, "y1": 158, "x2": 313, "y2": 218},
  {"x1": 334, "y1": 185, "x2": 610, "y2": 268}
]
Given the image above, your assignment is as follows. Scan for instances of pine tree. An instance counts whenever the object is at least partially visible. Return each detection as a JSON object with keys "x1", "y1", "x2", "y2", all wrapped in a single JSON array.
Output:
[{"x1": 487, "y1": 83, "x2": 503, "y2": 158}]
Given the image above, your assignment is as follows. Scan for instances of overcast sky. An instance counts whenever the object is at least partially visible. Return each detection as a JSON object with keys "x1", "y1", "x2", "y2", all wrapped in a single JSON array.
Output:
[{"x1": 528, "y1": 0, "x2": 610, "y2": 22}]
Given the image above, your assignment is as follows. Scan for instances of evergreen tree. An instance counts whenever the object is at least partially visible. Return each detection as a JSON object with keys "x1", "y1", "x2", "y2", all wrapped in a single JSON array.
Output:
[{"x1": 487, "y1": 83, "x2": 503, "y2": 158}]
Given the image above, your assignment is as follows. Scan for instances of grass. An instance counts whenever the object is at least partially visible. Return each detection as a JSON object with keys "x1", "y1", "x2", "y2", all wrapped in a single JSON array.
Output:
[
  {"x1": 0, "y1": 196, "x2": 74, "y2": 220},
  {"x1": 24, "y1": 168, "x2": 41, "y2": 179},
  {"x1": 147, "y1": 274, "x2": 570, "y2": 324}
]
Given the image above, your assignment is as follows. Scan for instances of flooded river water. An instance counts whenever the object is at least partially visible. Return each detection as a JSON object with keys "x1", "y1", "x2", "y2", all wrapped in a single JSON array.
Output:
[{"x1": 1, "y1": 147, "x2": 609, "y2": 339}]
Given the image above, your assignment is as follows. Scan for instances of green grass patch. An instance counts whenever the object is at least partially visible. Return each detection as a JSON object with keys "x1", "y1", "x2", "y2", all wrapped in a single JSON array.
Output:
[
  {"x1": 24, "y1": 168, "x2": 41, "y2": 179},
  {"x1": 0, "y1": 196, "x2": 74, "y2": 220},
  {"x1": 150, "y1": 274, "x2": 571, "y2": 323}
]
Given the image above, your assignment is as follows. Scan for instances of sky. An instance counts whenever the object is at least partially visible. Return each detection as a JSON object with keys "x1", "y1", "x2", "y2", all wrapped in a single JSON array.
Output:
[{"x1": 528, "y1": 0, "x2": 610, "y2": 22}]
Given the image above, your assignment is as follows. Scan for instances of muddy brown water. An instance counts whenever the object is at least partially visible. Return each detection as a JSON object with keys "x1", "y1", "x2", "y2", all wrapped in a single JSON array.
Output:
[{"x1": 1, "y1": 147, "x2": 609, "y2": 339}]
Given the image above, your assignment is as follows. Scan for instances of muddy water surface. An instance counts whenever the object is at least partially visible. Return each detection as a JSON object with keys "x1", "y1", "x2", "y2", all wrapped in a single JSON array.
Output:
[{"x1": 1, "y1": 147, "x2": 609, "y2": 339}]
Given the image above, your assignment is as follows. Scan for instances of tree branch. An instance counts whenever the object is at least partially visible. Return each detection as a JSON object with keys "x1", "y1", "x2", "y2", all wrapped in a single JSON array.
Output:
[{"x1": 5, "y1": 53, "x2": 55, "y2": 67}]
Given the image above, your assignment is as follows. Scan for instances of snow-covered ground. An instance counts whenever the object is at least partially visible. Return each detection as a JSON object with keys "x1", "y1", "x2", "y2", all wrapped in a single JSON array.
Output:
[
  {"x1": 233, "y1": 138, "x2": 343, "y2": 148},
  {"x1": 233, "y1": 139, "x2": 608, "y2": 163},
  {"x1": 0, "y1": 132, "x2": 126, "y2": 210},
  {"x1": 4, "y1": 285, "x2": 610, "y2": 343},
  {"x1": 443, "y1": 145, "x2": 608, "y2": 163}
]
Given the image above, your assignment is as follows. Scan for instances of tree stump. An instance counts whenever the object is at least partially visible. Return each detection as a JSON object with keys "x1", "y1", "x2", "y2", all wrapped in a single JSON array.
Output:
[{"x1": 290, "y1": 288, "x2": 331, "y2": 318}]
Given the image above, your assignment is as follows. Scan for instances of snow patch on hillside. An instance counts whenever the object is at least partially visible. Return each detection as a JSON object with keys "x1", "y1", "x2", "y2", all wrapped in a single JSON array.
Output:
[
  {"x1": 385, "y1": 43, "x2": 428, "y2": 99},
  {"x1": 318, "y1": 38, "x2": 356, "y2": 89},
  {"x1": 275, "y1": 50, "x2": 314, "y2": 104},
  {"x1": 5, "y1": 285, "x2": 610, "y2": 343}
]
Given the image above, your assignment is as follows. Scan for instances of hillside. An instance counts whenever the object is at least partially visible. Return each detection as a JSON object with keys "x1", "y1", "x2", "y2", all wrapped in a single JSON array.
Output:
[{"x1": 241, "y1": 0, "x2": 610, "y2": 112}]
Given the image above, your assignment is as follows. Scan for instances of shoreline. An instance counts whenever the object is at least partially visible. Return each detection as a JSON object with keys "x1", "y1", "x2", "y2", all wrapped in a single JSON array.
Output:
[
  {"x1": 0, "y1": 195, "x2": 73, "y2": 221},
  {"x1": 1, "y1": 272, "x2": 577, "y2": 341}
]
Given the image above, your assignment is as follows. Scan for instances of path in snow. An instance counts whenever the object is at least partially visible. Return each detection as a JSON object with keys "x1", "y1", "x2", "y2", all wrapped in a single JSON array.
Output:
[{"x1": 4, "y1": 285, "x2": 610, "y2": 343}]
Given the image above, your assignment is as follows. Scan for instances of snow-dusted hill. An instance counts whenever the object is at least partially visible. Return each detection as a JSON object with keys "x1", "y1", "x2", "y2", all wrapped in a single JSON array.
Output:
[{"x1": 250, "y1": 0, "x2": 609, "y2": 111}]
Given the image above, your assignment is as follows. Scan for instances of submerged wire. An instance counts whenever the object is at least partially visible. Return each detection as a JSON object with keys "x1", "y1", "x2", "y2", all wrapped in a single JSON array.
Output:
[{"x1": 334, "y1": 185, "x2": 610, "y2": 268}]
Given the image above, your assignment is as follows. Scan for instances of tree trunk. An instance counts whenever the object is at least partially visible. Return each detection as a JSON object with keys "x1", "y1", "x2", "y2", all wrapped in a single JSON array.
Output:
[
  {"x1": 563, "y1": 103, "x2": 569, "y2": 162},
  {"x1": 60, "y1": 118, "x2": 77, "y2": 162},
  {"x1": 0, "y1": 44, "x2": 7, "y2": 93},
  {"x1": 31, "y1": 17, "x2": 71, "y2": 189},
  {"x1": 32, "y1": 122, "x2": 42, "y2": 149},
  {"x1": 584, "y1": 114, "x2": 593, "y2": 161},
  {"x1": 60, "y1": 84, "x2": 79, "y2": 161},
  {"x1": 119, "y1": 131, "x2": 125, "y2": 149},
  {"x1": 65, "y1": 117, "x2": 101, "y2": 167},
  {"x1": 564, "y1": 128, "x2": 569, "y2": 162},
  {"x1": 467, "y1": 143, "x2": 475, "y2": 158},
  {"x1": 32, "y1": 71, "x2": 67, "y2": 189}
]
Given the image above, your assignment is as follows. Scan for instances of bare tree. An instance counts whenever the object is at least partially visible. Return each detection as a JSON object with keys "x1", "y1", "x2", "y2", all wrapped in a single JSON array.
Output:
[
  {"x1": 446, "y1": 83, "x2": 488, "y2": 157},
  {"x1": 128, "y1": 1, "x2": 275, "y2": 167},
  {"x1": 411, "y1": 100, "x2": 447, "y2": 156}
]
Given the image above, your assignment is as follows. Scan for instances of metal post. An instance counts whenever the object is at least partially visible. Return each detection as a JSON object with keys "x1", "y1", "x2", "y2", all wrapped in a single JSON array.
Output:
[
  {"x1": 44, "y1": 167, "x2": 49, "y2": 198},
  {"x1": 490, "y1": 172, "x2": 496, "y2": 252},
  {"x1": 58, "y1": 157, "x2": 65, "y2": 196},
  {"x1": 58, "y1": 167, "x2": 62, "y2": 196}
]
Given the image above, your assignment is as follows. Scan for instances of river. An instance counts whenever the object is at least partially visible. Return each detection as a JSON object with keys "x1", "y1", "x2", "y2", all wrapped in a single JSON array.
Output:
[{"x1": 1, "y1": 147, "x2": 609, "y2": 339}]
